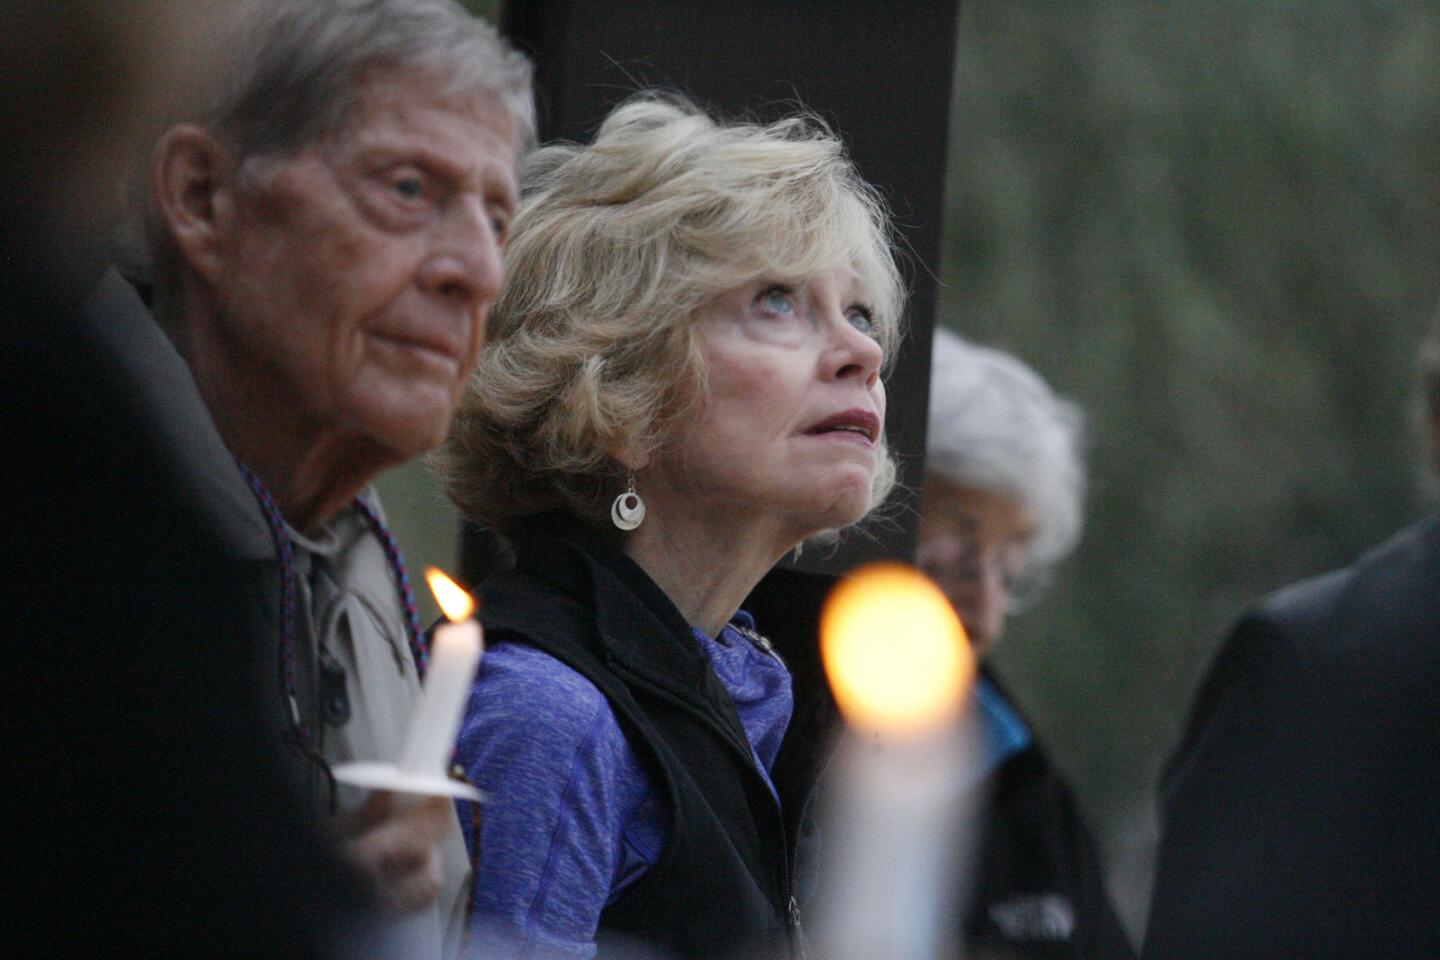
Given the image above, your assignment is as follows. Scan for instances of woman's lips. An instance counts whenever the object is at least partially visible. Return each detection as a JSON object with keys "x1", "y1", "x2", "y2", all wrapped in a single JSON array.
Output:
[{"x1": 805, "y1": 408, "x2": 881, "y2": 444}]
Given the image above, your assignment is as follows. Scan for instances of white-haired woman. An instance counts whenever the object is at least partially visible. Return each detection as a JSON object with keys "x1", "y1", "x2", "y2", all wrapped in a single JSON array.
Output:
[
  {"x1": 918, "y1": 328, "x2": 1133, "y2": 959},
  {"x1": 434, "y1": 95, "x2": 902, "y2": 960}
]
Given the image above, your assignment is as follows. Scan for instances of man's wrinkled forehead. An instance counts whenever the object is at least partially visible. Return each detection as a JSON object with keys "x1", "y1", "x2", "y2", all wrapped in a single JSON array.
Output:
[
  {"x1": 264, "y1": 62, "x2": 520, "y2": 166},
  {"x1": 302, "y1": 66, "x2": 520, "y2": 200}
]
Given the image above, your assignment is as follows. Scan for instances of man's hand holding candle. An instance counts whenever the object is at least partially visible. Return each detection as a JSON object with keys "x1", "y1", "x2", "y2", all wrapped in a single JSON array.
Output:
[{"x1": 338, "y1": 790, "x2": 452, "y2": 913}]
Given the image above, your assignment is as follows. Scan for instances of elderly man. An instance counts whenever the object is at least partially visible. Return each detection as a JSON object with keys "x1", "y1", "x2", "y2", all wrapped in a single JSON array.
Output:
[
  {"x1": 1143, "y1": 306, "x2": 1440, "y2": 959},
  {"x1": 80, "y1": 0, "x2": 531, "y2": 953}
]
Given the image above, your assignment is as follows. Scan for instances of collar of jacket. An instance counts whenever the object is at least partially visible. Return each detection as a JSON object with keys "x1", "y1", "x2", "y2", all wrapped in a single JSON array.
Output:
[
  {"x1": 84, "y1": 269, "x2": 275, "y2": 562},
  {"x1": 480, "y1": 510, "x2": 753, "y2": 754}
]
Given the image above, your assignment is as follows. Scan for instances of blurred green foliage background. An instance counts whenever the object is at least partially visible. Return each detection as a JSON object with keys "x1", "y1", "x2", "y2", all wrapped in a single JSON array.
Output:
[
  {"x1": 381, "y1": 0, "x2": 1440, "y2": 938},
  {"x1": 942, "y1": 0, "x2": 1440, "y2": 932}
]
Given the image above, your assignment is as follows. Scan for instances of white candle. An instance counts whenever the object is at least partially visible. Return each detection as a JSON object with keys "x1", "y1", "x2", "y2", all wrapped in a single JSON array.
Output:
[
  {"x1": 816, "y1": 720, "x2": 974, "y2": 960},
  {"x1": 398, "y1": 568, "x2": 484, "y2": 776},
  {"x1": 812, "y1": 562, "x2": 978, "y2": 960}
]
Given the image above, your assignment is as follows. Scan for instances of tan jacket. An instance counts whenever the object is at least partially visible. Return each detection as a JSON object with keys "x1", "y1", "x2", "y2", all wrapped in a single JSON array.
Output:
[{"x1": 290, "y1": 504, "x2": 473, "y2": 960}]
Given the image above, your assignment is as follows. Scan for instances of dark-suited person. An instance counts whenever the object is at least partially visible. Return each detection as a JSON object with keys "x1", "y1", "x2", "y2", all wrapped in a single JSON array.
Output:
[{"x1": 1143, "y1": 307, "x2": 1440, "y2": 959}]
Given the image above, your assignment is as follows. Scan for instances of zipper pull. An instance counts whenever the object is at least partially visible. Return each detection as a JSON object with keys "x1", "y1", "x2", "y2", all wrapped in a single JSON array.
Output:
[
  {"x1": 735, "y1": 623, "x2": 787, "y2": 668},
  {"x1": 787, "y1": 896, "x2": 811, "y2": 960}
]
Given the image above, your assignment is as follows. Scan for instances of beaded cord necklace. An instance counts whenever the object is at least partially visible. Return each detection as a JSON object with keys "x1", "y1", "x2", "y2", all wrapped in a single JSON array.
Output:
[{"x1": 234, "y1": 459, "x2": 428, "y2": 780}]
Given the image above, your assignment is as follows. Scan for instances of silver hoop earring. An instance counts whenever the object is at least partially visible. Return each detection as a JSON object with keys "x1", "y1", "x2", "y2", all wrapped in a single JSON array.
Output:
[{"x1": 611, "y1": 473, "x2": 646, "y2": 531}]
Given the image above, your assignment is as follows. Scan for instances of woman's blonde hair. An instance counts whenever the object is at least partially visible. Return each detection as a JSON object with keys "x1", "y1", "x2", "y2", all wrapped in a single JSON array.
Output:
[{"x1": 435, "y1": 93, "x2": 904, "y2": 534}]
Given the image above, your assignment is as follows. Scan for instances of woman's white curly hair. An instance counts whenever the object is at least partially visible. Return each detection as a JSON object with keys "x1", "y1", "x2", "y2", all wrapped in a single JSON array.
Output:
[{"x1": 926, "y1": 328, "x2": 1087, "y2": 574}]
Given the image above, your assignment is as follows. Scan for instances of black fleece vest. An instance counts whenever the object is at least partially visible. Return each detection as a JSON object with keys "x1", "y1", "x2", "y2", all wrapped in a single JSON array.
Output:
[{"x1": 480, "y1": 515, "x2": 822, "y2": 960}]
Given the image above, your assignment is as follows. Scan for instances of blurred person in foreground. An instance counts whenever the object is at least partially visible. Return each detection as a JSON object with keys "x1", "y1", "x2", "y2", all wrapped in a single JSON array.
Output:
[
  {"x1": 918, "y1": 329, "x2": 1134, "y2": 959},
  {"x1": 72, "y1": 0, "x2": 530, "y2": 953},
  {"x1": 2, "y1": 2, "x2": 363, "y2": 956},
  {"x1": 1143, "y1": 309, "x2": 1440, "y2": 958},
  {"x1": 433, "y1": 94, "x2": 903, "y2": 960}
]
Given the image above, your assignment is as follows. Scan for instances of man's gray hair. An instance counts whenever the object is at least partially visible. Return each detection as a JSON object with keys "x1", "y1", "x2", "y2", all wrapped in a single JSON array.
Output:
[
  {"x1": 123, "y1": 0, "x2": 533, "y2": 284},
  {"x1": 926, "y1": 327, "x2": 1087, "y2": 573}
]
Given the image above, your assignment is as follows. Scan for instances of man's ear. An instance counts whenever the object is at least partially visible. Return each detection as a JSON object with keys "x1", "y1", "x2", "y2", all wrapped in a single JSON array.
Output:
[{"x1": 151, "y1": 124, "x2": 235, "y2": 284}]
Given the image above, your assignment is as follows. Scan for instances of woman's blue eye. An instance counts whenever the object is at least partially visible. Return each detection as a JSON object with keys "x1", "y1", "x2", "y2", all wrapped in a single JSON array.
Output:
[
  {"x1": 848, "y1": 308, "x2": 874, "y2": 336},
  {"x1": 759, "y1": 287, "x2": 795, "y2": 315}
]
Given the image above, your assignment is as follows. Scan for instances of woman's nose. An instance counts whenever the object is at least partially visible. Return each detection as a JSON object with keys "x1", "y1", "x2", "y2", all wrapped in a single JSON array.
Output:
[
  {"x1": 951, "y1": 566, "x2": 1008, "y2": 655},
  {"x1": 825, "y1": 315, "x2": 884, "y2": 389}
]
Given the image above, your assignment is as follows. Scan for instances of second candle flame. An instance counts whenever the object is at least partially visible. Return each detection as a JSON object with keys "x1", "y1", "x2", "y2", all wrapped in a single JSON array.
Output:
[
  {"x1": 426, "y1": 567, "x2": 476, "y2": 622},
  {"x1": 820, "y1": 562, "x2": 974, "y2": 736}
]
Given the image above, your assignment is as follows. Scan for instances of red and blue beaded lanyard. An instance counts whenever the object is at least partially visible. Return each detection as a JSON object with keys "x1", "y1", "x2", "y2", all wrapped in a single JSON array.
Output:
[{"x1": 234, "y1": 459, "x2": 429, "y2": 794}]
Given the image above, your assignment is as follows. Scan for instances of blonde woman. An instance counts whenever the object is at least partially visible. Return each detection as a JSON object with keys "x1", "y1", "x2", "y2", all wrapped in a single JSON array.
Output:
[{"x1": 434, "y1": 95, "x2": 902, "y2": 960}]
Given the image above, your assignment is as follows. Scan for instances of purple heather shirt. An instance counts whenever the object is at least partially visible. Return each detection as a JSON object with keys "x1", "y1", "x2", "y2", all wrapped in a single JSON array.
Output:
[{"x1": 456, "y1": 611, "x2": 793, "y2": 960}]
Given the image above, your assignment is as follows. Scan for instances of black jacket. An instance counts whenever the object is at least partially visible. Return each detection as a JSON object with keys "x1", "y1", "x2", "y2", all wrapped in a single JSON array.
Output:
[
  {"x1": 481, "y1": 513, "x2": 834, "y2": 959},
  {"x1": 1144, "y1": 513, "x2": 1440, "y2": 959},
  {"x1": 2, "y1": 254, "x2": 368, "y2": 955},
  {"x1": 966, "y1": 672, "x2": 1136, "y2": 960}
]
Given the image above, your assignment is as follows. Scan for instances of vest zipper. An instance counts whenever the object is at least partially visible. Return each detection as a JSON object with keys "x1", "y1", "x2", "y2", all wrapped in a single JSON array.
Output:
[
  {"x1": 787, "y1": 896, "x2": 809, "y2": 959},
  {"x1": 735, "y1": 626, "x2": 810, "y2": 959},
  {"x1": 609, "y1": 657, "x2": 808, "y2": 958},
  {"x1": 782, "y1": 852, "x2": 808, "y2": 960}
]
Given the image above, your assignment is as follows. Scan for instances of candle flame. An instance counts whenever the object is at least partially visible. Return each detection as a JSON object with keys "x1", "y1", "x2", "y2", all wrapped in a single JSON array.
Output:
[
  {"x1": 426, "y1": 567, "x2": 475, "y2": 622},
  {"x1": 820, "y1": 562, "x2": 974, "y2": 735}
]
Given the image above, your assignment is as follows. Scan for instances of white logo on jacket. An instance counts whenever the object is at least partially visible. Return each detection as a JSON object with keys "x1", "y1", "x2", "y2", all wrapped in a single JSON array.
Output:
[{"x1": 987, "y1": 893, "x2": 1076, "y2": 941}]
